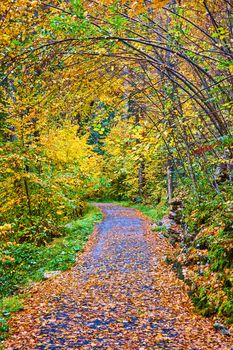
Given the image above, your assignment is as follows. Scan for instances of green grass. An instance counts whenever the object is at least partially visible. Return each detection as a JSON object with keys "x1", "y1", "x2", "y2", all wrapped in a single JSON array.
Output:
[
  {"x1": 127, "y1": 202, "x2": 167, "y2": 221},
  {"x1": 0, "y1": 205, "x2": 103, "y2": 344},
  {"x1": 0, "y1": 200, "x2": 166, "y2": 344},
  {"x1": 0, "y1": 295, "x2": 25, "y2": 343},
  {"x1": 0, "y1": 205, "x2": 102, "y2": 297},
  {"x1": 93, "y1": 199, "x2": 168, "y2": 222}
]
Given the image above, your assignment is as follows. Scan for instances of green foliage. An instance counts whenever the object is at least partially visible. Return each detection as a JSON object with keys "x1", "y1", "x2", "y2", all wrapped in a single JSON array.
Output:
[
  {"x1": 0, "y1": 205, "x2": 102, "y2": 298},
  {"x1": 106, "y1": 200, "x2": 168, "y2": 222},
  {"x1": 129, "y1": 202, "x2": 168, "y2": 222},
  {"x1": 0, "y1": 295, "x2": 25, "y2": 341},
  {"x1": 192, "y1": 286, "x2": 215, "y2": 317},
  {"x1": 0, "y1": 205, "x2": 102, "y2": 345},
  {"x1": 174, "y1": 178, "x2": 233, "y2": 324},
  {"x1": 0, "y1": 0, "x2": 232, "y2": 330},
  {"x1": 219, "y1": 300, "x2": 233, "y2": 324}
]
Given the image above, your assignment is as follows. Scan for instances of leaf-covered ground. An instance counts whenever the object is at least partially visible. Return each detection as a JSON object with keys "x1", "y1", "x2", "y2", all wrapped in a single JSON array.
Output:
[{"x1": 4, "y1": 204, "x2": 232, "y2": 349}]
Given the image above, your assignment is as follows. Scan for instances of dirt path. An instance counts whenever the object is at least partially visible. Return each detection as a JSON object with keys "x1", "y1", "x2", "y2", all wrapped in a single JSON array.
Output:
[{"x1": 4, "y1": 204, "x2": 232, "y2": 349}]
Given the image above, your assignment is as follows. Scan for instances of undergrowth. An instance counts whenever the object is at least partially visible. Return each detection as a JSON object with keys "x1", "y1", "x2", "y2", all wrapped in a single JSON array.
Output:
[
  {"x1": 122, "y1": 201, "x2": 167, "y2": 222},
  {"x1": 107, "y1": 196, "x2": 233, "y2": 326},
  {"x1": 170, "y1": 183, "x2": 233, "y2": 327},
  {"x1": 0, "y1": 205, "x2": 102, "y2": 343}
]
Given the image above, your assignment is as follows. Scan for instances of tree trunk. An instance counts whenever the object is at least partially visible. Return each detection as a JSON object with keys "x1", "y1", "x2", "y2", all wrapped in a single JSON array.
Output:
[
  {"x1": 167, "y1": 159, "x2": 174, "y2": 203},
  {"x1": 138, "y1": 159, "x2": 145, "y2": 197}
]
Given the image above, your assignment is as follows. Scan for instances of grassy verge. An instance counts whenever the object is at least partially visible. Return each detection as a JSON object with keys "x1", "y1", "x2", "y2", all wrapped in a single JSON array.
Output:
[
  {"x1": 123, "y1": 201, "x2": 167, "y2": 222},
  {"x1": 0, "y1": 205, "x2": 103, "y2": 343},
  {"x1": 92, "y1": 199, "x2": 168, "y2": 222}
]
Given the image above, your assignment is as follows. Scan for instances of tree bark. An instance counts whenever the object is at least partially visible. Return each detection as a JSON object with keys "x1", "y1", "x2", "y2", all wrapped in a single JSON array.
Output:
[{"x1": 167, "y1": 159, "x2": 174, "y2": 203}]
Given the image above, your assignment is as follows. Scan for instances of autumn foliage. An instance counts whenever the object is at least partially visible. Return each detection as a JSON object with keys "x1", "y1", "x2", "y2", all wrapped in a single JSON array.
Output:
[{"x1": 0, "y1": 0, "x2": 232, "y2": 327}]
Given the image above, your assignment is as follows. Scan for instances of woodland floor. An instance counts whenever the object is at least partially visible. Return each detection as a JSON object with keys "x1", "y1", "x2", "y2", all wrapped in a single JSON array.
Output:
[{"x1": 4, "y1": 204, "x2": 233, "y2": 349}]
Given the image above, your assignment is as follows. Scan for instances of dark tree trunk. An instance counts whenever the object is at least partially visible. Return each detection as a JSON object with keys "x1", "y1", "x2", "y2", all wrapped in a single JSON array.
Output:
[{"x1": 167, "y1": 159, "x2": 174, "y2": 203}]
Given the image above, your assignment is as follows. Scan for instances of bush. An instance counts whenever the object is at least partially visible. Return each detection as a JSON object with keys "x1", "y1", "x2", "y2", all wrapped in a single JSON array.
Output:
[{"x1": 0, "y1": 205, "x2": 102, "y2": 298}]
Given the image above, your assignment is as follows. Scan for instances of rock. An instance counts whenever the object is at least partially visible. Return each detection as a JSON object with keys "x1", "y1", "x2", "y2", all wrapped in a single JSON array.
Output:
[
  {"x1": 168, "y1": 211, "x2": 176, "y2": 220},
  {"x1": 163, "y1": 220, "x2": 174, "y2": 230},
  {"x1": 169, "y1": 198, "x2": 183, "y2": 210},
  {"x1": 170, "y1": 197, "x2": 182, "y2": 205},
  {"x1": 43, "y1": 271, "x2": 61, "y2": 280},
  {"x1": 198, "y1": 268, "x2": 204, "y2": 276},
  {"x1": 213, "y1": 322, "x2": 231, "y2": 336}
]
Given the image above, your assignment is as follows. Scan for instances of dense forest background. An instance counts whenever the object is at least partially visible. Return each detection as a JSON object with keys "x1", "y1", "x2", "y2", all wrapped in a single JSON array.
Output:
[{"x1": 0, "y1": 0, "x2": 232, "y2": 333}]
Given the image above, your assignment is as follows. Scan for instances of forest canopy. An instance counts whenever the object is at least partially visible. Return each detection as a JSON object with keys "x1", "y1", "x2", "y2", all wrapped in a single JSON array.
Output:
[{"x1": 0, "y1": 0, "x2": 232, "y2": 325}]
